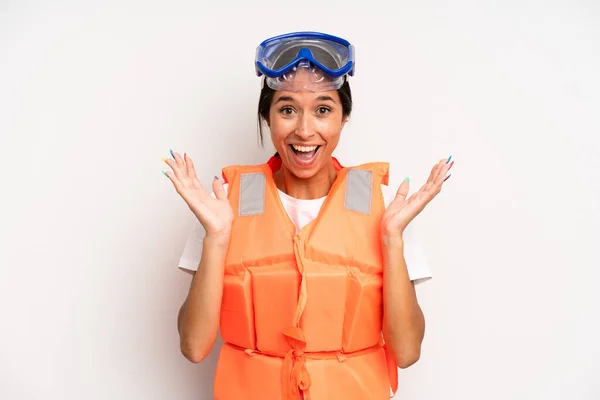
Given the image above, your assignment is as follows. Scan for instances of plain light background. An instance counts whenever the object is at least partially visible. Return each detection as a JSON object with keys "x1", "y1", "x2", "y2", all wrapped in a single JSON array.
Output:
[{"x1": 1, "y1": 1, "x2": 599, "y2": 399}]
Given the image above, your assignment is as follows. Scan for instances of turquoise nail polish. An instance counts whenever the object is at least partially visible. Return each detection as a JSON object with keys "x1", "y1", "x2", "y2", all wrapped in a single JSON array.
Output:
[
  {"x1": 162, "y1": 171, "x2": 168, "y2": 178},
  {"x1": 403, "y1": 177, "x2": 410, "y2": 183},
  {"x1": 446, "y1": 155, "x2": 452, "y2": 164}
]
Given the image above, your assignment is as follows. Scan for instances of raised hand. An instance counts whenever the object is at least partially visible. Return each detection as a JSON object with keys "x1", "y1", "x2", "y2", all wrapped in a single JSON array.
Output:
[
  {"x1": 163, "y1": 151, "x2": 234, "y2": 242},
  {"x1": 381, "y1": 156, "x2": 454, "y2": 241}
]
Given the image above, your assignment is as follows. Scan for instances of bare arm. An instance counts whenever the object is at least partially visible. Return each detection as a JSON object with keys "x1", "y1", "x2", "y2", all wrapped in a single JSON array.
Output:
[
  {"x1": 380, "y1": 157, "x2": 454, "y2": 368},
  {"x1": 178, "y1": 236, "x2": 229, "y2": 363},
  {"x1": 162, "y1": 151, "x2": 234, "y2": 363},
  {"x1": 381, "y1": 237, "x2": 425, "y2": 369}
]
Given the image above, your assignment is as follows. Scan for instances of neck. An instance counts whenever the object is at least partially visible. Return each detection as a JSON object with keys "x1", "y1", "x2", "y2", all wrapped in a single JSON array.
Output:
[{"x1": 274, "y1": 159, "x2": 338, "y2": 200}]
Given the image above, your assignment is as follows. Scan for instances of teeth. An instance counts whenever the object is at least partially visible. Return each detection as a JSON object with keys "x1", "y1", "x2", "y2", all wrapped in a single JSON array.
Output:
[{"x1": 292, "y1": 145, "x2": 318, "y2": 152}]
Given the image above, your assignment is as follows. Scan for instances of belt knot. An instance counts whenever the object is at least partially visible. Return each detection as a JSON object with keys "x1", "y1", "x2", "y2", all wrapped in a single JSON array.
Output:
[{"x1": 281, "y1": 327, "x2": 311, "y2": 399}]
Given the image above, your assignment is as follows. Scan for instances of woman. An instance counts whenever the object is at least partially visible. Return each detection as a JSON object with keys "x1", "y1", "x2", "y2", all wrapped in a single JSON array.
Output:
[{"x1": 164, "y1": 32, "x2": 453, "y2": 400}]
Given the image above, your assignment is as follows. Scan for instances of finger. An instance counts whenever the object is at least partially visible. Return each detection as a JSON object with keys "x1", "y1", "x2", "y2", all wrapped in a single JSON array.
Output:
[
  {"x1": 426, "y1": 158, "x2": 454, "y2": 197},
  {"x1": 212, "y1": 176, "x2": 227, "y2": 200},
  {"x1": 425, "y1": 158, "x2": 444, "y2": 186},
  {"x1": 442, "y1": 161, "x2": 454, "y2": 182},
  {"x1": 171, "y1": 150, "x2": 185, "y2": 167},
  {"x1": 396, "y1": 177, "x2": 410, "y2": 201},
  {"x1": 162, "y1": 170, "x2": 186, "y2": 194},
  {"x1": 408, "y1": 156, "x2": 453, "y2": 202},
  {"x1": 432, "y1": 160, "x2": 446, "y2": 183},
  {"x1": 185, "y1": 153, "x2": 198, "y2": 180},
  {"x1": 431, "y1": 156, "x2": 453, "y2": 184},
  {"x1": 426, "y1": 162, "x2": 439, "y2": 184},
  {"x1": 162, "y1": 170, "x2": 173, "y2": 181},
  {"x1": 436, "y1": 159, "x2": 454, "y2": 183},
  {"x1": 384, "y1": 178, "x2": 410, "y2": 216},
  {"x1": 435, "y1": 156, "x2": 451, "y2": 176},
  {"x1": 163, "y1": 157, "x2": 183, "y2": 180},
  {"x1": 419, "y1": 162, "x2": 441, "y2": 196},
  {"x1": 163, "y1": 169, "x2": 186, "y2": 194},
  {"x1": 421, "y1": 159, "x2": 445, "y2": 198}
]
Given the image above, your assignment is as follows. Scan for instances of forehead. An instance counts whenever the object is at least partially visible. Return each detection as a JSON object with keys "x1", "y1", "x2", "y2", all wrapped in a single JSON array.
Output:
[{"x1": 272, "y1": 88, "x2": 341, "y2": 104}]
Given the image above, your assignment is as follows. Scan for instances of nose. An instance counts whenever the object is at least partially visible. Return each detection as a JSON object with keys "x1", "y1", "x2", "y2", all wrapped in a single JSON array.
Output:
[{"x1": 295, "y1": 114, "x2": 315, "y2": 139}]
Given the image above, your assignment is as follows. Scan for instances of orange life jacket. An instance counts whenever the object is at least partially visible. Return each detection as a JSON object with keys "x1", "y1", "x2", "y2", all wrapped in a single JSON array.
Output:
[{"x1": 213, "y1": 156, "x2": 399, "y2": 400}]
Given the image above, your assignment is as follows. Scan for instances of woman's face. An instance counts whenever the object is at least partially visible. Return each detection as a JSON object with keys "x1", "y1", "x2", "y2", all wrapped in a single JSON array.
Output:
[{"x1": 268, "y1": 71, "x2": 347, "y2": 180}]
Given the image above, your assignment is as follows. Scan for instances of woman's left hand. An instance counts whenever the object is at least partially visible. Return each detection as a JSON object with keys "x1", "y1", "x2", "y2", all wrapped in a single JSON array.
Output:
[{"x1": 381, "y1": 156, "x2": 454, "y2": 242}]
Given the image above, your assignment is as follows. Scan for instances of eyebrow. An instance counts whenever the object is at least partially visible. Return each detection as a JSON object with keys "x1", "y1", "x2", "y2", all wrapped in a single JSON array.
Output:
[
  {"x1": 316, "y1": 95, "x2": 336, "y2": 103},
  {"x1": 274, "y1": 96, "x2": 295, "y2": 104},
  {"x1": 274, "y1": 95, "x2": 337, "y2": 104}
]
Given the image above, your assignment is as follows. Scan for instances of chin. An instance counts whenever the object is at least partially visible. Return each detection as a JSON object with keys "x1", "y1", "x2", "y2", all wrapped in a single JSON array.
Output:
[{"x1": 287, "y1": 166, "x2": 320, "y2": 180}]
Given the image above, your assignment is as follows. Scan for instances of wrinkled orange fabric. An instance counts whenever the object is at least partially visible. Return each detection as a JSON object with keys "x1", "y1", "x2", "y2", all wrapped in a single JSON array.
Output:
[{"x1": 213, "y1": 156, "x2": 399, "y2": 400}]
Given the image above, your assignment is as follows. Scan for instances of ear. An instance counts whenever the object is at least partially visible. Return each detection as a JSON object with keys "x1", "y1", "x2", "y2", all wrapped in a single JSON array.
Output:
[{"x1": 341, "y1": 116, "x2": 349, "y2": 129}]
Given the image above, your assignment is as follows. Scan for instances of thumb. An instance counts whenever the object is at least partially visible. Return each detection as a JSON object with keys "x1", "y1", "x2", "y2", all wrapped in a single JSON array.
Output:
[
  {"x1": 396, "y1": 177, "x2": 410, "y2": 200},
  {"x1": 212, "y1": 176, "x2": 227, "y2": 200}
]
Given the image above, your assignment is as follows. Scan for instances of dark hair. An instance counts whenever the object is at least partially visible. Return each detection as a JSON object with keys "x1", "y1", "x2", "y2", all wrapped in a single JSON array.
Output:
[{"x1": 257, "y1": 80, "x2": 353, "y2": 145}]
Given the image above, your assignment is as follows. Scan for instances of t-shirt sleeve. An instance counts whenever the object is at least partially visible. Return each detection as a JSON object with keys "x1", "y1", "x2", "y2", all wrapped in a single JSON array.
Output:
[
  {"x1": 178, "y1": 218, "x2": 206, "y2": 274},
  {"x1": 177, "y1": 183, "x2": 229, "y2": 274},
  {"x1": 380, "y1": 184, "x2": 432, "y2": 285}
]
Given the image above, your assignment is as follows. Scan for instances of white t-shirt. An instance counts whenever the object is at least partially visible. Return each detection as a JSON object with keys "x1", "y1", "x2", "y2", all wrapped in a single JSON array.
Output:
[{"x1": 178, "y1": 184, "x2": 432, "y2": 285}]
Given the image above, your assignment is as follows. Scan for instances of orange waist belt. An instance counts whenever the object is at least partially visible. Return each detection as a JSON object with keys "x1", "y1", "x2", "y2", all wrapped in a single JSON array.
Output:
[{"x1": 227, "y1": 327, "x2": 398, "y2": 400}]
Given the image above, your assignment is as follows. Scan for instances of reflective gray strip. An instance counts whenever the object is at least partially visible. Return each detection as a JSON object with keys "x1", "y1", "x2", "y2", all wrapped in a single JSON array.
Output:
[
  {"x1": 239, "y1": 173, "x2": 266, "y2": 216},
  {"x1": 344, "y1": 169, "x2": 373, "y2": 215}
]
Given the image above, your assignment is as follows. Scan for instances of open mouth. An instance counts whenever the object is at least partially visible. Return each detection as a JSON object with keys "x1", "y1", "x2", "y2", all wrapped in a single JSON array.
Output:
[{"x1": 290, "y1": 144, "x2": 321, "y2": 163}]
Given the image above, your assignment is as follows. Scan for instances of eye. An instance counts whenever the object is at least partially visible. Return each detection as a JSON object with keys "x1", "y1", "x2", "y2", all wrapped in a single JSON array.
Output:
[
  {"x1": 279, "y1": 106, "x2": 295, "y2": 116},
  {"x1": 316, "y1": 106, "x2": 330, "y2": 115}
]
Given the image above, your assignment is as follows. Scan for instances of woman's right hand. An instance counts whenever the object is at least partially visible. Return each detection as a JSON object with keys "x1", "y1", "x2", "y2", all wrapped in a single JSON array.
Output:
[{"x1": 163, "y1": 151, "x2": 234, "y2": 243}]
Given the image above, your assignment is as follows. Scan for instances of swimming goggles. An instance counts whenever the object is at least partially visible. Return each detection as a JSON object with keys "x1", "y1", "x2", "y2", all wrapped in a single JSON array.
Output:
[{"x1": 255, "y1": 31, "x2": 355, "y2": 91}]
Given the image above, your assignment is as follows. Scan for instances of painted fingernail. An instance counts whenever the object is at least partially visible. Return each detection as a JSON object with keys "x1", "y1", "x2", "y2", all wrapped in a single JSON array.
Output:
[
  {"x1": 444, "y1": 174, "x2": 452, "y2": 182},
  {"x1": 214, "y1": 176, "x2": 219, "y2": 180},
  {"x1": 446, "y1": 155, "x2": 452, "y2": 164},
  {"x1": 449, "y1": 160, "x2": 455, "y2": 169},
  {"x1": 162, "y1": 171, "x2": 168, "y2": 178},
  {"x1": 170, "y1": 149, "x2": 175, "y2": 159},
  {"x1": 403, "y1": 177, "x2": 410, "y2": 183},
  {"x1": 162, "y1": 157, "x2": 169, "y2": 165},
  {"x1": 184, "y1": 152, "x2": 187, "y2": 159}
]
